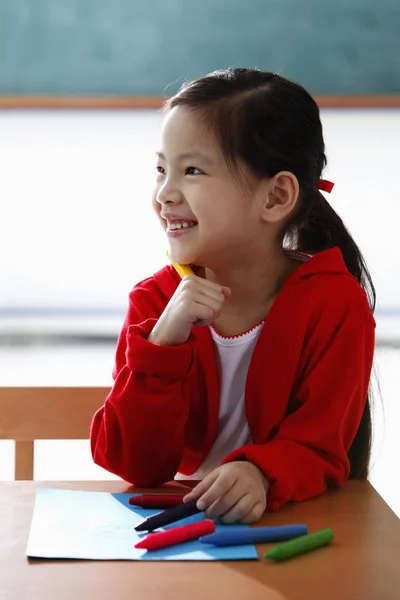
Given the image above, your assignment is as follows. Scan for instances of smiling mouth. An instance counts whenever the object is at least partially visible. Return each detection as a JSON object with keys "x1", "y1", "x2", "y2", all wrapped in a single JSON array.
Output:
[{"x1": 166, "y1": 221, "x2": 197, "y2": 231}]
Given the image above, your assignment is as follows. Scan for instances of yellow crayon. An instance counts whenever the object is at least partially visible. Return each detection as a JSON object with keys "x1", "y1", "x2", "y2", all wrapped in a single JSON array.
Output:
[{"x1": 166, "y1": 251, "x2": 194, "y2": 279}]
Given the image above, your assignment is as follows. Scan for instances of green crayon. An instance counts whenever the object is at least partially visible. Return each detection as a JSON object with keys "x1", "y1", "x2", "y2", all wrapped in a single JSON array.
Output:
[{"x1": 264, "y1": 528, "x2": 334, "y2": 562}]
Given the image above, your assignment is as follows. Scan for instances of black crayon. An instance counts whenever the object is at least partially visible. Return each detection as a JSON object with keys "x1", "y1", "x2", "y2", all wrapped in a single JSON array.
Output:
[{"x1": 134, "y1": 498, "x2": 201, "y2": 531}]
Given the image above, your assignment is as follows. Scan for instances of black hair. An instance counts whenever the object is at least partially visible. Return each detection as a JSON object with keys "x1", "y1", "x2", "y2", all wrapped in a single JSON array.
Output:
[{"x1": 165, "y1": 67, "x2": 376, "y2": 479}]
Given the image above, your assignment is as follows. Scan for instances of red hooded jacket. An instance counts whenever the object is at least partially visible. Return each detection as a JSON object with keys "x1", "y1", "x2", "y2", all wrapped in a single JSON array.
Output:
[{"x1": 90, "y1": 248, "x2": 375, "y2": 511}]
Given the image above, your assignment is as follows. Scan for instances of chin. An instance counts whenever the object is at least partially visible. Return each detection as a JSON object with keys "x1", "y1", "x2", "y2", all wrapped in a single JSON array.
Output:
[
  {"x1": 175, "y1": 254, "x2": 197, "y2": 266},
  {"x1": 168, "y1": 247, "x2": 197, "y2": 266}
]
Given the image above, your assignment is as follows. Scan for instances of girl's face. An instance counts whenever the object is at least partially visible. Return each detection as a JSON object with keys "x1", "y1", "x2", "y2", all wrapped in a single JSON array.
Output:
[{"x1": 152, "y1": 106, "x2": 267, "y2": 268}]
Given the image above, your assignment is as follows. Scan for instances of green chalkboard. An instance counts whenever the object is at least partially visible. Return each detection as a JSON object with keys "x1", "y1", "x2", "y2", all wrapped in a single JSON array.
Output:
[{"x1": 0, "y1": 0, "x2": 399, "y2": 96}]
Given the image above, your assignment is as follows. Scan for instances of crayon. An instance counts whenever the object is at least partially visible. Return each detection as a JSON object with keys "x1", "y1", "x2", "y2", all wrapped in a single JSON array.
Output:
[
  {"x1": 129, "y1": 494, "x2": 185, "y2": 509},
  {"x1": 134, "y1": 498, "x2": 201, "y2": 532},
  {"x1": 200, "y1": 524, "x2": 308, "y2": 546},
  {"x1": 166, "y1": 251, "x2": 194, "y2": 278},
  {"x1": 264, "y1": 528, "x2": 334, "y2": 562},
  {"x1": 135, "y1": 519, "x2": 215, "y2": 551}
]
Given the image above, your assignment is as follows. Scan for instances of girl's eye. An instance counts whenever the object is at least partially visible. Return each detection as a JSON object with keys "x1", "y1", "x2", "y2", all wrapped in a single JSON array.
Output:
[
  {"x1": 156, "y1": 165, "x2": 166, "y2": 175},
  {"x1": 185, "y1": 166, "x2": 203, "y2": 176}
]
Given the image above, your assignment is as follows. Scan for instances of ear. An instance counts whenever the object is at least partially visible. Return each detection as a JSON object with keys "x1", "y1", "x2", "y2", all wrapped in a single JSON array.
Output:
[{"x1": 261, "y1": 171, "x2": 299, "y2": 224}]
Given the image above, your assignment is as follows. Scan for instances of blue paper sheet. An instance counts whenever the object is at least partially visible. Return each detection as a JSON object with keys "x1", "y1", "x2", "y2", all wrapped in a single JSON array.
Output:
[{"x1": 26, "y1": 489, "x2": 259, "y2": 561}]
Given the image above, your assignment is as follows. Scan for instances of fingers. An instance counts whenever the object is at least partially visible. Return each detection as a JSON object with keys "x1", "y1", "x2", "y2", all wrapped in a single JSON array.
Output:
[
  {"x1": 182, "y1": 291, "x2": 226, "y2": 327},
  {"x1": 182, "y1": 275, "x2": 226, "y2": 296},
  {"x1": 221, "y1": 286, "x2": 231, "y2": 298},
  {"x1": 191, "y1": 302, "x2": 218, "y2": 326},
  {"x1": 195, "y1": 471, "x2": 236, "y2": 511},
  {"x1": 238, "y1": 501, "x2": 265, "y2": 524},
  {"x1": 217, "y1": 494, "x2": 258, "y2": 524},
  {"x1": 195, "y1": 291, "x2": 224, "y2": 316},
  {"x1": 183, "y1": 470, "x2": 220, "y2": 504},
  {"x1": 181, "y1": 276, "x2": 229, "y2": 307},
  {"x1": 203, "y1": 486, "x2": 247, "y2": 519},
  {"x1": 176, "y1": 275, "x2": 231, "y2": 329},
  {"x1": 185, "y1": 463, "x2": 267, "y2": 524},
  {"x1": 221, "y1": 499, "x2": 265, "y2": 524},
  {"x1": 199, "y1": 483, "x2": 264, "y2": 523}
]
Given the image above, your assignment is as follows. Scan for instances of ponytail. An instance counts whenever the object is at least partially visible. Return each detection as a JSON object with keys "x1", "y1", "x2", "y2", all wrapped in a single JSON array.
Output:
[
  {"x1": 295, "y1": 189, "x2": 376, "y2": 479},
  {"x1": 297, "y1": 189, "x2": 375, "y2": 313}
]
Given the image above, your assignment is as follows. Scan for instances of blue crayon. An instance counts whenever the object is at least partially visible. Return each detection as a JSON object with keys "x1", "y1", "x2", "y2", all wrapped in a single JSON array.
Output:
[{"x1": 199, "y1": 524, "x2": 308, "y2": 546}]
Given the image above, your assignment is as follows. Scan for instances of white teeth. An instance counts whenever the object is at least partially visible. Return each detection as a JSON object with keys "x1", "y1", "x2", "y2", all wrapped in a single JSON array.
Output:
[{"x1": 167, "y1": 222, "x2": 196, "y2": 231}]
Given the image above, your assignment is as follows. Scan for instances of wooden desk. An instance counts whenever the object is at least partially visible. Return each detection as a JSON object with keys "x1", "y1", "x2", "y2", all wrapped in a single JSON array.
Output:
[{"x1": 1, "y1": 481, "x2": 399, "y2": 600}]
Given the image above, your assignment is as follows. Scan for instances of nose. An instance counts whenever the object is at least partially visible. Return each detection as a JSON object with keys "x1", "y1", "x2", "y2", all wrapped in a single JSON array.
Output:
[{"x1": 156, "y1": 177, "x2": 183, "y2": 206}]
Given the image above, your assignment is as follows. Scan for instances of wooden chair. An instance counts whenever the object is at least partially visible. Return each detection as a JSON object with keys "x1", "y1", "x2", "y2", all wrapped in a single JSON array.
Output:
[{"x1": 0, "y1": 387, "x2": 109, "y2": 479}]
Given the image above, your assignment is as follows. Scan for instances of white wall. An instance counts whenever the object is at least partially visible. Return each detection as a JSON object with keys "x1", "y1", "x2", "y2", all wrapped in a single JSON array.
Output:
[{"x1": 0, "y1": 109, "x2": 399, "y2": 333}]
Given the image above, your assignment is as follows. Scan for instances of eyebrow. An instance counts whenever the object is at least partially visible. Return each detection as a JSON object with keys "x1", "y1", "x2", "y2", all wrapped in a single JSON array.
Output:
[{"x1": 156, "y1": 151, "x2": 214, "y2": 166}]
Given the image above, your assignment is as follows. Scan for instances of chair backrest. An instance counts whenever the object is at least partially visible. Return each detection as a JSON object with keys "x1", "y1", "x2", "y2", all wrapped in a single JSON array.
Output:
[{"x1": 0, "y1": 387, "x2": 109, "y2": 479}]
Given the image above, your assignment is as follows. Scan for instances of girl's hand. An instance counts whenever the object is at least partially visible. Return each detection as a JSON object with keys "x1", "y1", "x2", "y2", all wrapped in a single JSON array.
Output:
[
  {"x1": 183, "y1": 461, "x2": 269, "y2": 524},
  {"x1": 149, "y1": 275, "x2": 231, "y2": 346}
]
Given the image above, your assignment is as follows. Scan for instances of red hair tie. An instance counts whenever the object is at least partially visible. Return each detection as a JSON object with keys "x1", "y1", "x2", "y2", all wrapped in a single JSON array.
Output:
[{"x1": 318, "y1": 179, "x2": 335, "y2": 193}]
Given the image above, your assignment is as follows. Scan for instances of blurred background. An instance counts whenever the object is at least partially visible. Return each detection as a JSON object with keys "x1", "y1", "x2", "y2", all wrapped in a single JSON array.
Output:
[{"x1": 0, "y1": 1, "x2": 399, "y2": 515}]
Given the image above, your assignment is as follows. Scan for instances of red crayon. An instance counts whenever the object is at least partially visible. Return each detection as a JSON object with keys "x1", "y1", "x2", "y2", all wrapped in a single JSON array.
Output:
[
  {"x1": 135, "y1": 519, "x2": 216, "y2": 551},
  {"x1": 129, "y1": 494, "x2": 185, "y2": 509}
]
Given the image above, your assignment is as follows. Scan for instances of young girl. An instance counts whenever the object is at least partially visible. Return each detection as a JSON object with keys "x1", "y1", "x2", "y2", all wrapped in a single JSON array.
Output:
[{"x1": 90, "y1": 68, "x2": 375, "y2": 524}]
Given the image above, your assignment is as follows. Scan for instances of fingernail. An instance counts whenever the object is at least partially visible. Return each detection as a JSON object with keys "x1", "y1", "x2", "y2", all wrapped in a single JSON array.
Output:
[{"x1": 197, "y1": 499, "x2": 206, "y2": 511}]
